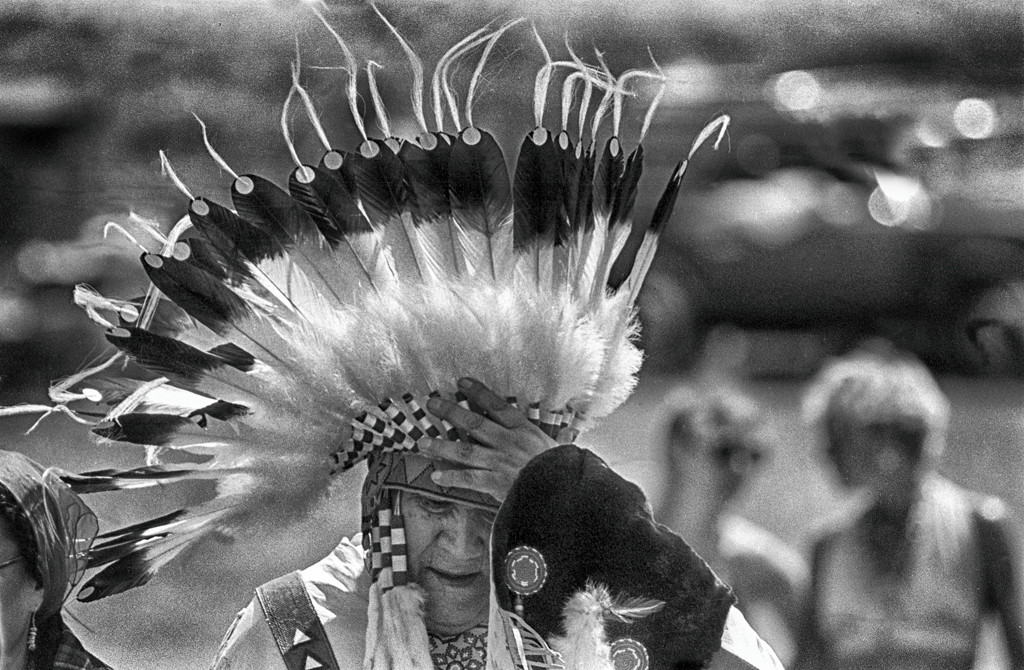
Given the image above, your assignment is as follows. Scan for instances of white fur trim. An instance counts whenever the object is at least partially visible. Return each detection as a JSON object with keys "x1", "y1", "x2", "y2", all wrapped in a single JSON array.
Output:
[
  {"x1": 362, "y1": 583, "x2": 433, "y2": 670},
  {"x1": 363, "y1": 581, "x2": 381, "y2": 670}
]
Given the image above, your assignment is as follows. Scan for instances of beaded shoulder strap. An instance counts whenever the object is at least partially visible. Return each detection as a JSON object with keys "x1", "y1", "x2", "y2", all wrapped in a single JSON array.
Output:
[{"x1": 256, "y1": 571, "x2": 341, "y2": 670}]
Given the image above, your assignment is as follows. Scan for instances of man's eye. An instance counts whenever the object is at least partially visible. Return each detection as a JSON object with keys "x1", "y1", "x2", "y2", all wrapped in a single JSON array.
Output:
[{"x1": 420, "y1": 498, "x2": 450, "y2": 513}]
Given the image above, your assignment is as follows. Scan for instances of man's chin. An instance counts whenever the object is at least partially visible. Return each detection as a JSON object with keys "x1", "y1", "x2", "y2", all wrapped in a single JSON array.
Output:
[{"x1": 418, "y1": 569, "x2": 490, "y2": 634}]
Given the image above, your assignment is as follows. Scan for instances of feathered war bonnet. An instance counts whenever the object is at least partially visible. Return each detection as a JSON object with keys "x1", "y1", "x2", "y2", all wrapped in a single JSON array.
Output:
[{"x1": 0, "y1": 7, "x2": 728, "y2": 666}]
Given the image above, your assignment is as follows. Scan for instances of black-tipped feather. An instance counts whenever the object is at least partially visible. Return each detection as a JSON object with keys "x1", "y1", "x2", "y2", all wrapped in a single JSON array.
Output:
[
  {"x1": 288, "y1": 165, "x2": 365, "y2": 246},
  {"x1": 288, "y1": 162, "x2": 391, "y2": 291},
  {"x1": 78, "y1": 509, "x2": 187, "y2": 601},
  {"x1": 94, "y1": 413, "x2": 209, "y2": 446},
  {"x1": 400, "y1": 135, "x2": 453, "y2": 226},
  {"x1": 449, "y1": 128, "x2": 513, "y2": 279},
  {"x1": 231, "y1": 175, "x2": 324, "y2": 254},
  {"x1": 399, "y1": 134, "x2": 461, "y2": 279},
  {"x1": 350, "y1": 140, "x2": 426, "y2": 281},
  {"x1": 142, "y1": 254, "x2": 295, "y2": 369},
  {"x1": 142, "y1": 254, "x2": 257, "y2": 337},
  {"x1": 182, "y1": 237, "x2": 234, "y2": 282},
  {"x1": 608, "y1": 145, "x2": 644, "y2": 229},
  {"x1": 195, "y1": 399, "x2": 251, "y2": 422},
  {"x1": 84, "y1": 509, "x2": 184, "y2": 565},
  {"x1": 84, "y1": 538, "x2": 160, "y2": 579},
  {"x1": 645, "y1": 161, "x2": 685, "y2": 237},
  {"x1": 207, "y1": 343, "x2": 255, "y2": 371},
  {"x1": 571, "y1": 146, "x2": 597, "y2": 233},
  {"x1": 189, "y1": 197, "x2": 282, "y2": 268},
  {"x1": 348, "y1": 140, "x2": 408, "y2": 225},
  {"x1": 80, "y1": 492, "x2": 242, "y2": 602},
  {"x1": 62, "y1": 466, "x2": 198, "y2": 494},
  {"x1": 594, "y1": 137, "x2": 625, "y2": 218},
  {"x1": 512, "y1": 129, "x2": 564, "y2": 251},
  {"x1": 318, "y1": 150, "x2": 359, "y2": 195},
  {"x1": 555, "y1": 132, "x2": 581, "y2": 243},
  {"x1": 230, "y1": 173, "x2": 360, "y2": 309},
  {"x1": 178, "y1": 238, "x2": 289, "y2": 317},
  {"x1": 105, "y1": 326, "x2": 247, "y2": 382},
  {"x1": 450, "y1": 129, "x2": 512, "y2": 237},
  {"x1": 612, "y1": 160, "x2": 687, "y2": 300}
]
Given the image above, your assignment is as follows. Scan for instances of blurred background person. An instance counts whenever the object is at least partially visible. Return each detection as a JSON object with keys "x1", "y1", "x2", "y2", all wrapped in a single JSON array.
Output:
[
  {"x1": 0, "y1": 450, "x2": 108, "y2": 670},
  {"x1": 655, "y1": 380, "x2": 808, "y2": 666},
  {"x1": 796, "y1": 341, "x2": 1024, "y2": 670}
]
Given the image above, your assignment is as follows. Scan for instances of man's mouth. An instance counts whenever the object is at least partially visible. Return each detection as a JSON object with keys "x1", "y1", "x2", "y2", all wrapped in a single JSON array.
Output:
[{"x1": 427, "y1": 567, "x2": 481, "y2": 585}]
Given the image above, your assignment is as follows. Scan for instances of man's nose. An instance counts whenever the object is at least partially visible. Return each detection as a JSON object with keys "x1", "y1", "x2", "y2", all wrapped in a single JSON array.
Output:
[{"x1": 437, "y1": 509, "x2": 486, "y2": 557}]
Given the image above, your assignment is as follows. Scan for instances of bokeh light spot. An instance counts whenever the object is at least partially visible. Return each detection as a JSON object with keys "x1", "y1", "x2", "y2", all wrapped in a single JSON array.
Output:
[
  {"x1": 914, "y1": 121, "x2": 947, "y2": 148},
  {"x1": 953, "y1": 98, "x2": 996, "y2": 139},
  {"x1": 868, "y1": 187, "x2": 906, "y2": 226},
  {"x1": 874, "y1": 169, "x2": 921, "y2": 202},
  {"x1": 773, "y1": 70, "x2": 821, "y2": 112}
]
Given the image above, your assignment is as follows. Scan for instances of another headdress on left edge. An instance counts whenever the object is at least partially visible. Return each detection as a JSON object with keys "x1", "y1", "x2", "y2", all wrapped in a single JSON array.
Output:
[{"x1": 0, "y1": 8, "x2": 728, "y2": 605}]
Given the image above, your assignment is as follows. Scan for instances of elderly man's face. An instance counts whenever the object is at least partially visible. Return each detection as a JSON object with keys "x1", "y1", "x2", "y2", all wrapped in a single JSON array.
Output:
[{"x1": 402, "y1": 492, "x2": 494, "y2": 636}]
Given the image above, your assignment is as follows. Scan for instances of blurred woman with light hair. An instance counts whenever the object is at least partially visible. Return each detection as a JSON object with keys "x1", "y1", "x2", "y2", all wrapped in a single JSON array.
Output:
[{"x1": 795, "y1": 341, "x2": 1024, "y2": 670}]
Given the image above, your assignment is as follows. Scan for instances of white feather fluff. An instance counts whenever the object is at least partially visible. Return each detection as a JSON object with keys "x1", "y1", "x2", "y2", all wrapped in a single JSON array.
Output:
[
  {"x1": 549, "y1": 586, "x2": 615, "y2": 670},
  {"x1": 284, "y1": 271, "x2": 628, "y2": 424}
]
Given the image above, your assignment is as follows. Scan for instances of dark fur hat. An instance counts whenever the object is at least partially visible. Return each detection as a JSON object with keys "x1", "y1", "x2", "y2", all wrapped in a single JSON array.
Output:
[{"x1": 492, "y1": 444, "x2": 736, "y2": 670}]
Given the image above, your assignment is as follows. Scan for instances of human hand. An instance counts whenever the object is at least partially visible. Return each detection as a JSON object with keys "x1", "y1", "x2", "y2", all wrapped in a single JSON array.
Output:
[{"x1": 420, "y1": 378, "x2": 560, "y2": 502}]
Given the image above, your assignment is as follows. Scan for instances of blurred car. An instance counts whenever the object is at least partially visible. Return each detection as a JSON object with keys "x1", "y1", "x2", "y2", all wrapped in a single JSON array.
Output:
[{"x1": 636, "y1": 59, "x2": 1024, "y2": 377}]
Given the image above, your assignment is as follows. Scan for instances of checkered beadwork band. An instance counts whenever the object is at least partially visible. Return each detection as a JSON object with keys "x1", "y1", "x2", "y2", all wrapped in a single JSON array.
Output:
[
  {"x1": 367, "y1": 493, "x2": 408, "y2": 591},
  {"x1": 336, "y1": 390, "x2": 584, "y2": 475}
]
